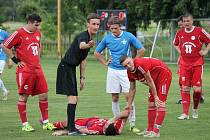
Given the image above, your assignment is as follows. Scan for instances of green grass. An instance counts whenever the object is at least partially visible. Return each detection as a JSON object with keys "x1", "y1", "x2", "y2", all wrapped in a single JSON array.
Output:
[{"x1": 1, "y1": 57, "x2": 210, "y2": 140}]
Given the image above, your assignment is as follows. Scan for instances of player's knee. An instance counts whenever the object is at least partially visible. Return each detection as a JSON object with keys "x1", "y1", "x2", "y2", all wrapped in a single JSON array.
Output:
[
  {"x1": 193, "y1": 86, "x2": 201, "y2": 93},
  {"x1": 38, "y1": 93, "x2": 48, "y2": 100},
  {"x1": 18, "y1": 94, "x2": 28, "y2": 102},
  {"x1": 181, "y1": 86, "x2": 190, "y2": 92},
  {"x1": 148, "y1": 101, "x2": 155, "y2": 107},
  {"x1": 112, "y1": 94, "x2": 119, "y2": 102},
  {"x1": 68, "y1": 96, "x2": 78, "y2": 104}
]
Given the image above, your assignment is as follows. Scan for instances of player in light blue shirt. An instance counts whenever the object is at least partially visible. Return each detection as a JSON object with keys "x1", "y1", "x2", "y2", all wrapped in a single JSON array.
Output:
[
  {"x1": 95, "y1": 16, "x2": 145, "y2": 133},
  {"x1": 0, "y1": 29, "x2": 10, "y2": 100}
]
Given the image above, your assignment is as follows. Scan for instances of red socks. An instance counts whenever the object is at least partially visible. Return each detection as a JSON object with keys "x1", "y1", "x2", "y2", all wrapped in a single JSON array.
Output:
[
  {"x1": 39, "y1": 100, "x2": 49, "y2": 122},
  {"x1": 17, "y1": 101, "x2": 27, "y2": 124},
  {"x1": 181, "y1": 91, "x2": 190, "y2": 115},
  {"x1": 193, "y1": 91, "x2": 201, "y2": 109},
  {"x1": 147, "y1": 106, "x2": 156, "y2": 131},
  {"x1": 153, "y1": 107, "x2": 166, "y2": 133}
]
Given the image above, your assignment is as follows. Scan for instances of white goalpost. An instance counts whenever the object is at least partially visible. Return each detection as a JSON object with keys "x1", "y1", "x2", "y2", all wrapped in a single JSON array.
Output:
[{"x1": 149, "y1": 20, "x2": 161, "y2": 58}]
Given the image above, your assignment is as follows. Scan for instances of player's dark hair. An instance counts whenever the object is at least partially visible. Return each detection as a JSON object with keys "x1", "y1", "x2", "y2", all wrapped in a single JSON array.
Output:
[
  {"x1": 105, "y1": 123, "x2": 117, "y2": 136},
  {"x1": 108, "y1": 16, "x2": 121, "y2": 26},
  {"x1": 26, "y1": 13, "x2": 42, "y2": 23},
  {"x1": 87, "y1": 13, "x2": 100, "y2": 23},
  {"x1": 177, "y1": 15, "x2": 183, "y2": 22},
  {"x1": 120, "y1": 55, "x2": 128, "y2": 64},
  {"x1": 183, "y1": 13, "x2": 193, "y2": 20}
]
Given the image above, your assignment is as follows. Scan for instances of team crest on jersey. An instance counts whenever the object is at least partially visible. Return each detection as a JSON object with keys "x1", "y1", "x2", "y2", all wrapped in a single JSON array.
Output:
[
  {"x1": 24, "y1": 85, "x2": 28, "y2": 90},
  {"x1": 191, "y1": 36, "x2": 195, "y2": 40},
  {"x1": 121, "y1": 39, "x2": 127, "y2": 45},
  {"x1": 36, "y1": 36, "x2": 40, "y2": 41}
]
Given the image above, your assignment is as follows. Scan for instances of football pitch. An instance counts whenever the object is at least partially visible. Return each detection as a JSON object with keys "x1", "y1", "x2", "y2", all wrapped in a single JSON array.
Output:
[{"x1": 1, "y1": 57, "x2": 210, "y2": 140}]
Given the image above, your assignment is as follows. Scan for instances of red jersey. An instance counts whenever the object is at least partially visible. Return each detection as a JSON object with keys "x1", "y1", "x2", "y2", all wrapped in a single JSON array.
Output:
[
  {"x1": 173, "y1": 26, "x2": 210, "y2": 66},
  {"x1": 128, "y1": 57, "x2": 171, "y2": 83},
  {"x1": 75, "y1": 117, "x2": 124, "y2": 135},
  {"x1": 3, "y1": 27, "x2": 41, "y2": 68}
]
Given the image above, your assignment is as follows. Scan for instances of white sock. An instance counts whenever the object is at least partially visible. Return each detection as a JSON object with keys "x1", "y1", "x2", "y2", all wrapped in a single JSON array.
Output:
[
  {"x1": 0, "y1": 79, "x2": 8, "y2": 95},
  {"x1": 128, "y1": 102, "x2": 136, "y2": 127},
  {"x1": 112, "y1": 101, "x2": 120, "y2": 117}
]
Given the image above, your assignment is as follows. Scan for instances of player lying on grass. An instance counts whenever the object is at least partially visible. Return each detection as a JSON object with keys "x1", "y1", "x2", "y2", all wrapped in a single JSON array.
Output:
[{"x1": 51, "y1": 109, "x2": 130, "y2": 136}]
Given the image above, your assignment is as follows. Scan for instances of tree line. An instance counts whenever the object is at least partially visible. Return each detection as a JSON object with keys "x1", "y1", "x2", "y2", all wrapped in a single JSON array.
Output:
[{"x1": 0, "y1": 0, "x2": 209, "y2": 40}]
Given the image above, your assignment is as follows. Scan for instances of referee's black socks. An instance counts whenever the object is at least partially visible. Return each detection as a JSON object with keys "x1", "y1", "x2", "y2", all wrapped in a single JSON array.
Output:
[{"x1": 67, "y1": 103, "x2": 77, "y2": 132}]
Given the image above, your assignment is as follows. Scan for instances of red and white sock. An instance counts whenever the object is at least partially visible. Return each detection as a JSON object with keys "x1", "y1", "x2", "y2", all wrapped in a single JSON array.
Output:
[
  {"x1": 181, "y1": 91, "x2": 190, "y2": 115},
  {"x1": 153, "y1": 107, "x2": 166, "y2": 134},
  {"x1": 39, "y1": 99, "x2": 48, "y2": 123},
  {"x1": 147, "y1": 106, "x2": 156, "y2": 131},
  {"x1": 17, "y1": 100, "x2": 27, "y2": 125}
]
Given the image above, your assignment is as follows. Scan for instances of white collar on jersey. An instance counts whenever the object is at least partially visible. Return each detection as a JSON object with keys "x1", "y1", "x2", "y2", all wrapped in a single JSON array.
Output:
[
  {"x1": 185, "y1": 26, "x2": 195, "y2": 33},
  {"x1": 112, "y1": 31, "x2": 123, "y2": 38},
  {"x1": 22, "y1": 27, "x2": 35, "y2": 34}
]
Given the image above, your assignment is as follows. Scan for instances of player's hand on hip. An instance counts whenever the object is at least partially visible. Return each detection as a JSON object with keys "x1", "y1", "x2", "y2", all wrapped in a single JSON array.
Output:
[
  {"x1": 18, "y1": 61, "x2": 26, "y2": 68},
  {"x1": 105, "y1": 57, "x2": 112, "y2": 66},
  {"x1": 88, "y1": 40, "x2": 95, "y2": 48},
  {"x1": 199, "y1": 50, "x2": 207, "y2": 56},
  {"x1": 80, "y1": 78, "x2": 85, "y2": 91}
]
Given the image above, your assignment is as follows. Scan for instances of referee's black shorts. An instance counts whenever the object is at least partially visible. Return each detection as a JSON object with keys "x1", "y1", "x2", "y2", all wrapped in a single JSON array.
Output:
[{"x1": 56, "y1": 61, "x2": 78, "y2": 96}]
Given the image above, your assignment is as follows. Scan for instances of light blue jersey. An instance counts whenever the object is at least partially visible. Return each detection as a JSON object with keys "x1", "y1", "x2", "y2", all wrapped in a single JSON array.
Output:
[
  {"x1": 0, "y1": 29, "x2": 9, "y2": 62},
  {"x1": 96, "y1": 31, "x2": 143, "y2": 70}
]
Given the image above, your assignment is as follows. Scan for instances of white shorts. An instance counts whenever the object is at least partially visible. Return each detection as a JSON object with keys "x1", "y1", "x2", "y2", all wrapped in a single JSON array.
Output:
[
  {"x1": 106, "y1": 67, "x2": 130, "y2": 93},
  {"x1": 0, "y1": 60, "x2": 6, "y2": 74}
]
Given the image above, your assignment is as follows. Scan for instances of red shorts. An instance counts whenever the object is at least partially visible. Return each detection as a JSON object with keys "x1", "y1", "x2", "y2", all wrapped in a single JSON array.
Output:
[
  {"x1": 179, "y1": 65, "x2": 203, "y2": 87},
  {"x1": 149, "y1": 71, "x2": 172, "y2": 102},
  {"x1": 16, "y1": 65, "x2": 48, "y2": 96}
]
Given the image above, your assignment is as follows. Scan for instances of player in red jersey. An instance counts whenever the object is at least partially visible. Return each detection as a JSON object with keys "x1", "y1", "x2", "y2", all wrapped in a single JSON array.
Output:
[
  {"x1": 120, "y1": 56, "x2": 172, "y2": 138},
  {"x1": 173, "y1": 13, "x2": 210, "y2": 120},
  {"x1": 0, "y1": 13, "x2": 55, "y2": 132},
  {"x1": 51, "y1": 109, "x2": 129, "y2": 136}
]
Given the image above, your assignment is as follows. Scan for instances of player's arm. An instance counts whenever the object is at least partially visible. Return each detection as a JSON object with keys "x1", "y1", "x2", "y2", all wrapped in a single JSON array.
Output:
[
  {"x1": 144, "y1": 71, "x2": 157, "y2": 97},
  {"x1": 112, "y1": 109, "x2": 130, "y2": 122},
  {"x1": 136, "y1": 47, "x2": 145, "y2": 58},
  {"x1": 80, "y1": 59, "x2": 86, "y2": 90},
  {"x1": 94, "y1": 37, "x2": 111, "y2": 66},
  {"x1": 199, "y1": 43, "x2": 210, "y2": 56},
  {"x1": 127, "y1": 81, "x2": 136, "y2": 107},
  {"x1": 80, "y1": 40, "x2": 95, "y2": 49},
  {"x1": 7, "y1": 58, "x2": 13, "y2": 69},
  {"x1": 129, "y1": 32, "x2": 145, "y2": 57},
  {"x1": 144, "y1": 71, "x2": 163, "y2": 107},
  {"x1": 1, "y1": 44, "x2": 14, "y2": 58},
  {"x1": 94, "y1": 51, "x2": 111, "y2": 66},
  {"x1": 174, "y1": 45, "x2": 181, "y2": 54}
]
